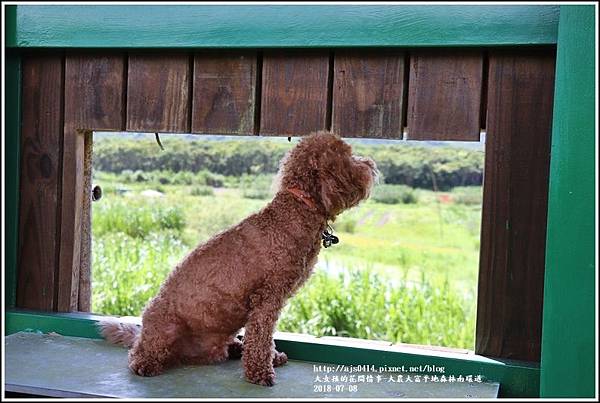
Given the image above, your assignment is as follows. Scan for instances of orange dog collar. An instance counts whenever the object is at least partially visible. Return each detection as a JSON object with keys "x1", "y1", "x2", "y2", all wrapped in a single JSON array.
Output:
[{"x1": 286, "y1": 187, "x2": 317, "y2": 210}]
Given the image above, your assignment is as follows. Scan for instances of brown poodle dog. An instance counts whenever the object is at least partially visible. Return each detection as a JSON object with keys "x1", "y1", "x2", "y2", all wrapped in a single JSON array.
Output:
[{"x1": 99, "y1": 131, "x2": 377, "y2": 386}]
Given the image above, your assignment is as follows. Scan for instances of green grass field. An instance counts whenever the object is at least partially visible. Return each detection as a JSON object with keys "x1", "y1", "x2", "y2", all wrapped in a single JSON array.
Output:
[{"x1": 91, "y1": 169, "x2": 481, "y2": 349}]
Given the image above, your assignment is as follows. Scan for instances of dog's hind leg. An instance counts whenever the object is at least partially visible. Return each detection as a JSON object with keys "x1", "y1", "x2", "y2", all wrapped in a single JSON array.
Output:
[
  {"x1": 178, "y1": 333, "x2": 235, "y2": 365},
  {"x1": 272, "y1": 345, "x2": 287, "y2": 367},
  {"x1": 128, "y1": 305, "x2": 183, "y2": 377},
  {"x1": 227, "y1": 336, "x2": 243, "y2": 359}
]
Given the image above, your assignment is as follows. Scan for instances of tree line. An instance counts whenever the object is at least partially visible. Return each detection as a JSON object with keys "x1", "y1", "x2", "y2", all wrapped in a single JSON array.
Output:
[{"x1": 93, "y1": 138, "x2": 484, "y2": 190}]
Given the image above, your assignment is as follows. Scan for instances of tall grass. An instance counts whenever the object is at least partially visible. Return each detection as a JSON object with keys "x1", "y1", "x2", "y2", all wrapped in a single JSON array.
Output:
[
  {"x1": 278, "y1": 269, "x2": 475, "y2": 348},
  {"x1": 93, "y1": 199, "x2": 185, "y2": 239},
  {"x1": 92, "y1": 232, "x2": 188, "y2": 315}
]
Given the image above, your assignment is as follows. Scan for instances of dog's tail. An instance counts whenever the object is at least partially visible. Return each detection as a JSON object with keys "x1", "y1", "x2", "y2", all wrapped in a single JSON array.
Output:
[{"x1": 98, "y1": 318, "x2": 140, "y2": 348}]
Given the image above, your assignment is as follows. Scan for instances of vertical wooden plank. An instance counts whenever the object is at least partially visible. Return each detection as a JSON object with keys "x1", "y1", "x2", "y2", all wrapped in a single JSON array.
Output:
[
  {"x1": 64, "y1": 54, "x2": 125, "y2": 131},
  {"x1": 78, "y1": 134, "x2": 93, "y2": 312},
  {"x1": 57, "y1": 129, "x2": 85, "y2": 312},
  {"x1": 407, "y1": 50, "x2": 483, "y2": 141},
  {"x1": 332, "y1": 51, "x2": 405, "y2": 138},
  {"x1": 192, "y1": 52, "x2": 256, "y2": 135},
  {"x1": 476, "y1": 49, "x2": 556, "y2": 362},
  {"x1": 17, "y1": 55, "x2": 63, "y2": 310},
  {"x1": 61, "y1": 53, "x2": 125, "y2": 312},
  {"x1": 127, "y1": 53, "x2": 191, "y2": 133},
  {"x1": 260, "y1": 51, "x2": 329, "y2": 136},
  {"x1": 6, "y1": 51, "x2": 22, "y2": 308}
]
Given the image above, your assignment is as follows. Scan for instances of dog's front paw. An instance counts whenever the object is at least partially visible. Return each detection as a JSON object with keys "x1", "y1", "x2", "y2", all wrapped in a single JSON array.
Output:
[
  {"x1": 129, "y1": 353, "x2": 164, "y2": 377},
  {"x1": 246, "y1": 368, "x2": 276, "y2": 387},
  {"x1": 273, "y1": 351, "x2": 287, "y2": 367}
]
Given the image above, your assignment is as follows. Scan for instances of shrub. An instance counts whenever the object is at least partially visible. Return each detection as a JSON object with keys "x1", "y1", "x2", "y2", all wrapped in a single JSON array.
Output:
[
  {"x1": 190, "y1": 186, "x2": 214, "y2": 196},
  {"x1": 133, "y1": 170, "x2": 148, "y2": 182},
  {"x1": 172, "y1": 171, "x2": 194, "y2": 185},
  {"x1": 371, "y1": 184, "x2": 418, "y2": 204},
  {"x1": 157, "y1": 175, "x2": 171, "y2": 185},
  {"x1": 452, "y1": 186, "x2": 483, "y2": 205},
  {"x1": 196, "y1": 170, "x2": 225, "y2": 188}
]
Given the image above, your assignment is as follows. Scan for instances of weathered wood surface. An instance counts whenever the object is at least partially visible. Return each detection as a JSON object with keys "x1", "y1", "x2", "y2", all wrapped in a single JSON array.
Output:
[
  {"x1": 192, "y1": 52, "x2": 257, "y2": 135},
  {"x1": 78, "y1": 134, "x2": 93, "y2": 312},
  {"x1": 476, "y1": 49, "x2": 555, "y2": 362},
  {"x1": 62, "y1": 54, "x2": 125, "y2": 311},
  {"x1": 64, "y1": 54, "x2": 126, "y2": 131},
  {"x1": 332, "y1": 51, "x2": 405, "y2": 138},
  {"x1": 260, "y1": 51, "x2": 330, "y2": 136},
  {"x1": 407, "y1": 50, "x2": 483, "y2": 141},
  {"x1": 17, "y1": 55, "x2": 64, "y2": 310},
  {"x1": 127, "y1": 54, "x2": 191, "y2": 133}
]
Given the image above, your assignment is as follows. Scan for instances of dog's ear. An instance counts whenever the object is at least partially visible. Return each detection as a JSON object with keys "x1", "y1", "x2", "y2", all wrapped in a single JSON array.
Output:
[
  {"x1": 318, "y1": 158, "x2": 348, "y2": 215},
  {"x1": 319, "y1": 174, "x2": 336, "y2": 213}
]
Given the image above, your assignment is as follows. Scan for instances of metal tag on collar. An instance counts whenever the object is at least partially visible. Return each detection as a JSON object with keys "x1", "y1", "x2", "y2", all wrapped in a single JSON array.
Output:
[{"x1": 322, "y1": 223, "x2": 339, "y2": 248}]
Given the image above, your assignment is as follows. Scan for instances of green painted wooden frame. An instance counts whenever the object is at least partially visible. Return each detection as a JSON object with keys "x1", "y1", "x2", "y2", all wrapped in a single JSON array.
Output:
[
  {"x1": 3, "y1": 4, "x2": 596, "y2": 399},
  {"x1": 6, "y1": 5, "x2": 558, "y2": 48},
  {"x1": 539, "y1": 5, "x2": 596, "y2": 398}
]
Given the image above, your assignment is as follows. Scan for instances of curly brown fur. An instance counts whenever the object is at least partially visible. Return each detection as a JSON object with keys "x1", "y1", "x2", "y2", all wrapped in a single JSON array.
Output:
[{"x1": 99, "y1": 131, "x2": 377, "y2": 386}]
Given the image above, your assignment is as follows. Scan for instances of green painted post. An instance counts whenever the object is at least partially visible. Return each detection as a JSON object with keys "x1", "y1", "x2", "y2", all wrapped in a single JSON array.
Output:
[
  {"x1": 540, "y1": 5, "x2": 596, "y2": 398},
  {"x1": 5, "y1": 49, "x2": 21, "y2": 308}
]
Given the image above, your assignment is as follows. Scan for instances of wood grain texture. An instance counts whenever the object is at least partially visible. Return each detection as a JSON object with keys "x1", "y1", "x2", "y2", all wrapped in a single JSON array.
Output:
[
  {"x1": 260, "y1": 51, "x2": 329, "y2": 136},
  {"x1": 127, "y1": 53, "x2": 191, "y2": 133},
  {"x1": 476, "y1": 49, "x2": 555, "y2": 362},
  {"x1": 407, "y1": 50, "x2": 483, "y2": 141},
  {"x1": 57, "y1": 129, "x2": 86, "y2": 312},
  {"x1": 192, "y1": 52, "x2": 256, "y2": 134},
  {"x1": 17, "y1": 55, "x2": 63, "y2": 310},
  {"x1": 61, "y1": 54, "x2": 125, "y2": 312},
  {"x1": 65, "y1": 53, "x2": 125, "y2": 130},
  {"x1": 332, "y1": 51, "x2": 405, "y2": 138},
  {"x1": 8, "y1": 6, "x2": 560, "y2": 49},
  {"x1": 78, "y1": 134, "x2": 93, "y2": 312}
]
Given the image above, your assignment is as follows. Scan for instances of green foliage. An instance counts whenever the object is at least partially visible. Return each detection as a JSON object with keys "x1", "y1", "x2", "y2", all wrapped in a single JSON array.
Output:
[
  {"x1": 190, "y1": 185, "x2": 214, "y2": 196},
  {"x1": 93, "y1": 198, "x2": 185, "y2": 239},
  {"x1": 353, "y1": 144, "x2": 484, "y2": 191},
  {"x1": 371, "y1": 184, "x2": 418, "y2": 204},
  {"x1": 93, "y1": 138, "x2": 290, "y2": 177},
  {"x1": 92, "y1": 232, "x2": 187, "y2": 316},
  {"x1": 104, "y1": 169, "x2": 225, "y2": 188},
  {"x1": 451, "y1": 186, "x2": 483, "y2": 205},
  {"x1": 278, "y1": 269, "x2": 475, "y2": 348}
]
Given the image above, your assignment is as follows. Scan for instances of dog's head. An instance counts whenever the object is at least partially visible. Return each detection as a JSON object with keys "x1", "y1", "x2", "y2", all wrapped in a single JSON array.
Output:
[{"x1": 274, "y1": 131, "x2": 378, "y2": 218}]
